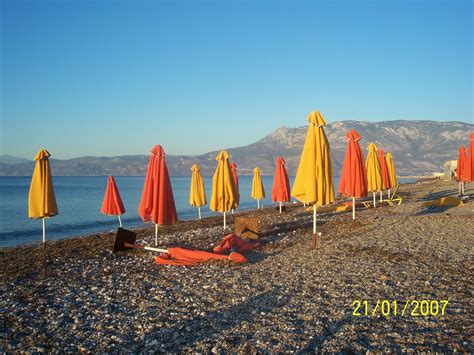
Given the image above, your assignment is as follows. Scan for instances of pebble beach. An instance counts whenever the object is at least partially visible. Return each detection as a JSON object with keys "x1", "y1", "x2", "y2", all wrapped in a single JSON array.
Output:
[{"x1": 1, "y1": 178, "x2": 473, "y2": 352}]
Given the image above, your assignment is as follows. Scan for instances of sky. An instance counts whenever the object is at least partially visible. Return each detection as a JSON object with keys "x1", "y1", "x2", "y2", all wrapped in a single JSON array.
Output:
[{"x1": 1, "y1": 0, "x2": 472, "y2": 159}]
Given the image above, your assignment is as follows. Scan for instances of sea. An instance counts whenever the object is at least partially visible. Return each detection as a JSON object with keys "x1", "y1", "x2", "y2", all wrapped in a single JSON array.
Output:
[{"x1": 0, "y1": 175, "x2": 416, "y2": 247}]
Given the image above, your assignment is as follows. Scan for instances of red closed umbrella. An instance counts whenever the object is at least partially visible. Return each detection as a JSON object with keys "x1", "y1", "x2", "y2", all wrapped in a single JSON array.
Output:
[
  {"x1": 138, "y1": 145, "x2": 178, "y2": 245},
  {"x1": 377, "y1": 149, "x2": 392, "y2": 201},
  {"x1": 271, "y1": 157, "x2": 291, "y2": 213},
  {"x1": 230, "y1": 162, "x2": 240, "y2": 210},
  {"x1": 100, "y1": 176, "x2": 125, "y2": 227},
  {"x1": 338, "y1": 130, "x2": 367, "y2": 223},
  {"x1": 457, "y1": 146, "x2": 468, "y2": 195},
  {"x1": 468, "y1": 133, "x2": 474, "y2": 182}
]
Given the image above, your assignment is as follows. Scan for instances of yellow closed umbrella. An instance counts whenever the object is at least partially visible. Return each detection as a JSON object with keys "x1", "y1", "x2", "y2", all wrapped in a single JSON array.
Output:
[
  {"x1": 385, "y1": 152, "x2": 397, "y2": 198},
  {"x1": 365, "y1": 143, "x2": 383, "y2": 207},
  {"x1": 28, "y1": 149, "x2": 58, "y2": 243},
  {"x1": 189, "y1": 164, "x2": 207, "y2": 219},
  {"x1": 291, "y1": 111, "x2": 335, "y2": 248},
  {"x1": 210, "y1": 150, "x2": 237, "y2": 229},
  {"x1": 251, "y1": 167, "x2": 265, "y2": 209}
]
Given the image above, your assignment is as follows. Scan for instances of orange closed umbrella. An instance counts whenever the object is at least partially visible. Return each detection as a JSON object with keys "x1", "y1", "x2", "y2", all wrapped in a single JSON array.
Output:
[
  {"x1": 338, "y1": 130, "x2": 367, "y2": 223},
  {"x1": 291, "y1": 111, "x2": 335, "y2": 248},
  {"x1": 365, "y1": 143, "x2": 383, "y2": 207},
  {"x1": 210, "y1": 151, "x2": 237, "y2": 229},
  {"x1": 100, "y1": 176, "x2": 125, "y2": 227},
  {"x1": 468, "y1": 133, "x2": 474, "y2": 182},
  {"x1": 230, "y1": 162, "x2": 240, "y2": 211},
  {"x1": 138, "y1": 145, "x2": 178, "y2": 246},
  {"x1": 28, "y1": 149, "x2": 58, "y2": 243},
  {"x1": 377, "y1": 149, "x2": 392, "y2": 202},
  {"x1": 457, "y1": 146, "x2": 468, "y2": 195},
  {"x1": 272, "y1": 157, "x2": 291, "y2": 213}
]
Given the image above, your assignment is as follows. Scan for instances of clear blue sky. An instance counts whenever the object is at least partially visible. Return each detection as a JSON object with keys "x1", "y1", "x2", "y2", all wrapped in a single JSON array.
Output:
[{"x1": 1, "y1": 0, "x2": 472, "y2": 159}]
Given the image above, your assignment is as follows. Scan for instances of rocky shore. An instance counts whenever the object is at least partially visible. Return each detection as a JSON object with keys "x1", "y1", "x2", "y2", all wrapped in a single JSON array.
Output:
[{"x1": 1, "y1": 179, "x2": 473, "y2": 352}]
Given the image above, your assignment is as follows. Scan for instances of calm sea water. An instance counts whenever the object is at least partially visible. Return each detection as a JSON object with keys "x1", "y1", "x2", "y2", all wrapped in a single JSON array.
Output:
[{"x1": 0, "y1": 175, "x2": 415, "y2": 247}]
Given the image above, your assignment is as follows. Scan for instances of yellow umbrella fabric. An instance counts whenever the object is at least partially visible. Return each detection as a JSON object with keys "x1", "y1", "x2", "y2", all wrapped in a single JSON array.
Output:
[
  {"x1": 291, "y1": 111, "x2": 334, "y2": 248},
  {"x1": 385, "y1": 152, "x2": 397, "y2": 187},
  {"x1": 210, "y1": 151, "x2": 236, "y2": 228},
  {"x1": 365, "y1": 143, "x2": 383, "y2": 192},
  {"x1": 189, "y1": 164, "x2": 207, "y2": 207},
  {"x1": 251, "y1": 167, "x2": 265, "y2": 209},
  {"x1": 291, "y1": 111, "x2": 335, "y2": 206},
  {"x1": 365, "y1": 143, "x2": 383, "y2": 207},
  {"x1": 28, "y1": 149, "x2": 58, "y2": 219},
  {"x1": 251, "y1": 167, "x2": 265, "y2": 199},
  {"x1": 28, "y1": 149, "x2": 58, "y2": 243},
  {"x1": 189, "y1": 164, "x2": 207, "y2": 219}
]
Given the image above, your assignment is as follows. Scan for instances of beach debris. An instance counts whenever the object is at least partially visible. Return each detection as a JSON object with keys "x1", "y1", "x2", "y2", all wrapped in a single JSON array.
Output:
[{"x1": 112, "y1": 228, "x2": 167, "y2": 254}]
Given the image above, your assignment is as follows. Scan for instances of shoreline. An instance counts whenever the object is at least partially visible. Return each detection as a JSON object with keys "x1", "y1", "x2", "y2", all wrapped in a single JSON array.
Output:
[{"x1": 1, "y1": 179, "x2": 473, "y2": 352}]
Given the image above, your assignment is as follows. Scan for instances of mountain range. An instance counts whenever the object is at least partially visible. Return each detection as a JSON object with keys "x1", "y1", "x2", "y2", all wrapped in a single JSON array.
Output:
[{"x1": 1, "y1": 120, "x2": 472, "y2": 177}]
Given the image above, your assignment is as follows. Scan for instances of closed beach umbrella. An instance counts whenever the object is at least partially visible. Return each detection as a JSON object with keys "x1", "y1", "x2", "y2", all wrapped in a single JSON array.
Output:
[
  {"x1": 385, "y1": 152, "x2": 397, "y2": 198},
  {"x1": 28, "y1": 149, "x2": 58, "y2": 243},
  {"x1": 338, "y1": 130, "x2": 367, "y2": 223},
  {"x1": 366, "y1": 143, "x2": 383, "y2": 207},
  {"x1": 377, "y1": 149, "x2": 392, "y2": 202},
  {"x1": 457, "y1": 146, "x2": 468, "y2": 195},
  {"x1": 291, "y1": 111, "x2": 335, "y2": 248},
  {"x1": 230, "y1": 162, "x2": 240, "y2": 211},
  {"x1": 138, "y1": 145, "x2": 178, "y2": 246},
  {"x1": 468, "y1": 133, "x2": 474, "y2": 182},
  {"x1": 100, "y1": 176, "x2": 125, "y2": 227},
  {"x1": 272, "y1": 157, "x2": 291, "y2": 213},
  {"x1": 189, "y1": 164, "x2": 207, "y2": 219},
  {"x1": 251, "y1": 167, "x2": 265, "y2": 209},
  {"x1": 210, "y1": 150, "x2": 237, "y2": 229}
]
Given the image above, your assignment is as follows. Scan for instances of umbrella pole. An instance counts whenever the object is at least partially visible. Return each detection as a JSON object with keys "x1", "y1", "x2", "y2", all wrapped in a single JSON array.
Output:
[
  {"x1": 352, "y1": 197, "x2": 356, "y2": 227},
  {"x1": 231, "y1": 209, "x2": 234, "y2": 214},
  {"x1": 312, "y1": 205, "x2": 317, "y2": 249},
  {"x1": 42, "y1": 218, "x2": 46, "y2": 243},
  {"x1": 257, "y1": 200, "x2": 260, "y2": 209},
  {"x1": 373, "y1": 192, "x2": 376, "y2": 207},
  {"x1": 155, "y1": 224, "x2": 158, "y2": 246},
  {"x1": 198, "y1": 206, "x2": 201, "y2": 220},
  {"x1": 388, "y1": 189, "x2": 391, "y2": 199},
  {"x1": 462, "y1": 182, "x2": 465, "y2": 195},
  {"x1": 118, "y1": 215, "x2": 122, "y2": 228},
  {"x1": 279, "y1": 202, "x2": 282, "y2": 213},
  {"x1": 380, "y1": 190, "x2": 383, "y2": 202},
  {"x1": 223, "y1": 212, "x2": 226, "y2": 229}
]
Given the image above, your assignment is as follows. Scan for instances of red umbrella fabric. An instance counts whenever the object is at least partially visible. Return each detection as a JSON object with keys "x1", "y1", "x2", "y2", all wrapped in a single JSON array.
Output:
[
  {"x1": 155, "y1": 247, "x2": 247, "y2": 266},
  {"x1": 468, "y1": 133, "x2": 474, "y2": 182},
  {"x1": 230, "y1": 162, "x2": 240, "y2": 208},
  {"x1": 338, "y1": 130, "x2": 368, "y2": 198},
  {"x1": 377, "y1": 149, "x2": 392, "y2": 190},
  {"x1": 100, "y1": 176, "x2": 125, "y2": 216},
  {"x1": 457, "y1": 146, "x2": 468, "y2": 182},
  {"x1": 138, "y1": 145, "x2": 178, "y2": 225},
  {"x1": 272, "y1": 157, "x2": 291, "y2": 202}
]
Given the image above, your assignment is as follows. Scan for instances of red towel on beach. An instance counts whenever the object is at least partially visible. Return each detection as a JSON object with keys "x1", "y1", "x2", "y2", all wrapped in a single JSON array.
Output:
[
  {"x1": 213, "y1": 233, "x2": 260, "y2": 254},
  {"x1": 155, "y1": 247, "x2": 247, "y2": 266}
]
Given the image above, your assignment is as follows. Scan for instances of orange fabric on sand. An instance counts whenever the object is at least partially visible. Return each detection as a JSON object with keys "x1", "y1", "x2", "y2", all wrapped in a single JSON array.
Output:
[
  {"x1": 338, "y1": 130, "x2": 368, "y2": 198},
  {"x1": 377, "y1": 149, "x2": 392, "y2": 189},
  {"x1": 230, "y1": 162, "x2": 240, "y2": 208},
  {"x1": 213, "y1": 233, "x2": 260, "y2": 254},
  {"x1": 272, "y1": 157, "x2": 291, "y2": 202},
  {"x1": 138, "y1": 145, "x2": 178, "y2": 225},
  {"x1": 155, "y1": 247, "x2": 247, "y2": 266},
  {"x1": 457, "y1": 146, "x2": 468, "y2": 182},
  {"x1": 100, "y1": 176, "x2": 125, "y2": 216}
]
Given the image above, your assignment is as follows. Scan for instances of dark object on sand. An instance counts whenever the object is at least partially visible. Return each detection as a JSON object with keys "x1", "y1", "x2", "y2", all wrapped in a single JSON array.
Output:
[{"x1": 113, "y1": 228, "x2": 167, "y2": 253}]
